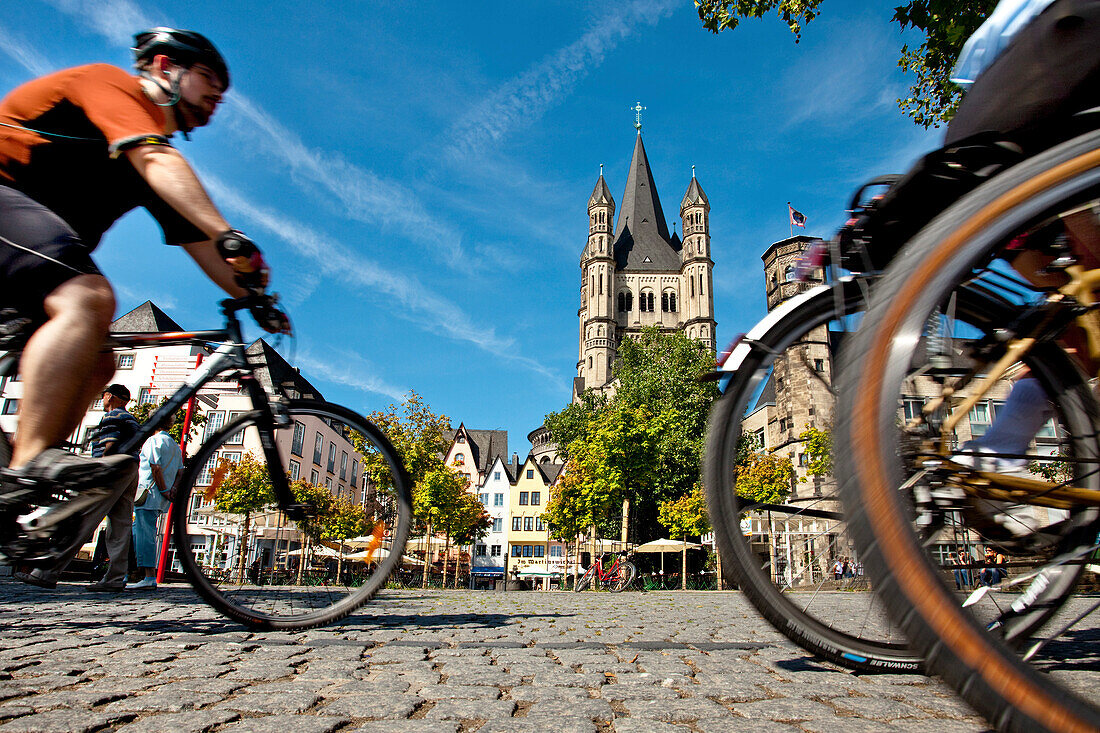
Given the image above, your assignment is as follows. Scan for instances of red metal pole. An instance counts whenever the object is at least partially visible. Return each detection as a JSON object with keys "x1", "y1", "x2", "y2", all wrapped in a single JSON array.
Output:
[{"x1": 156, "y1": 353, "x2": 203, "y2": 583}]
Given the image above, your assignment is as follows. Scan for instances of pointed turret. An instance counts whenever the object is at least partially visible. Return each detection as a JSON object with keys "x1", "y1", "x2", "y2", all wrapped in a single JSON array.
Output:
[
  {"x1": 588, "y1": 170, "x2": 614, "y2": 209},
  {"x1": 680, "y1": 167, "x2": 715, "y2": 352}
]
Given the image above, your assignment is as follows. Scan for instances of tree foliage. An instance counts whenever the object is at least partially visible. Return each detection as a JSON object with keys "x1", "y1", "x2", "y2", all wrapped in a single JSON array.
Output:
[
  {"x1": 212, "y1": 452, "x2": 275, "y2": 515},
  {"x1": 735, "y1": 451, "x2": 794, "y2": 504},
  {"x1": 543, "y1": 327, "x2": 718, "y2": 544},
  {"x1": 360, "y1": 390, "x2": 451, "y2": 491},
  {"x1": 798, "y1": 426, "x2": 832, "y2": 478},
  {"x1": 130, "y1": 396, "x2": 207, "y2": 445},
  {"x1": 658, "y1": 486, "x2": 711, "y2": 540},
  {"x1": 694, "y1": 0, "x2": 997, "y2": 127}
]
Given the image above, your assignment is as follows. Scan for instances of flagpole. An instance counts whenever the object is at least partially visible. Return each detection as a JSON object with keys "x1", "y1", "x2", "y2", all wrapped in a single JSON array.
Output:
[{"x1": 788, "y1": 203, "x2": 792, "y2": 238}]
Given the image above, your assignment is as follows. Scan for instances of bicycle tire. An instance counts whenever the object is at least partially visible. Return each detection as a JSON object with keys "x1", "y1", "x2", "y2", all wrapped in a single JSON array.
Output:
[
  {"x1": 575, "y1": 567, "x2": 594, "y2": 592},
  {"x1": 704, "y1": 277, "x2": 924, "y2": 672},
  {"x1": 172, "y1": 399, "x2": 412, "y2": 630},
  {"x1": 610, "y1": 561, "x2": 636, "y2": 592},
  {"x1": 835, "y1": 130, "x2": 1100, "y2": 731}
]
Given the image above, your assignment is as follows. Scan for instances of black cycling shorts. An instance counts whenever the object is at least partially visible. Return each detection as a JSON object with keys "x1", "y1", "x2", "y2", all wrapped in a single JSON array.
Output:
[
  {"x1": 0, "y1": 185, "x2": 101, "y2": 324},
  {"x1": 947, "y1": 0, "x2": 1100, "y2": 148}
]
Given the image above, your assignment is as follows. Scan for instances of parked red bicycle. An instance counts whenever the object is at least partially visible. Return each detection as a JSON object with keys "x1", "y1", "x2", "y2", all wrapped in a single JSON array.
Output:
[{"x1": 574, "y1": 552, "x2": 636, "y2": 592}]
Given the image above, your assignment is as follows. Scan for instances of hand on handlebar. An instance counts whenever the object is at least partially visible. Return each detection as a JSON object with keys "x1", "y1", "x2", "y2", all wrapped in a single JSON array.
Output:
[
  {"x1": 217, "y1": 229, "x2": 269, "y2": 293},
  {"x1": 249, "y1": 299, "x2": 292, "y2": 335}
]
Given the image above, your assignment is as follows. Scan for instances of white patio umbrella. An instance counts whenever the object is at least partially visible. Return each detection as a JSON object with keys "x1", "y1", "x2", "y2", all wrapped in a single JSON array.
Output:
[{"x1": 634, "y1": 538, "x2": 703, "y2": 575}]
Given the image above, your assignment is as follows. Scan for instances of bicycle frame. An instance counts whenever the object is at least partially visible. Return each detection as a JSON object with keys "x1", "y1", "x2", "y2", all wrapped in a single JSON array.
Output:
[{"x1": 0, "y1": 297, "x2": 302, "y2": 516}]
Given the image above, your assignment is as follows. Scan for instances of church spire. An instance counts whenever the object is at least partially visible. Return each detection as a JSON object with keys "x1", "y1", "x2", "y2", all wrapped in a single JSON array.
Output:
[{"x1": 615, "y1": 133, "x2": 669, "y2": 240}]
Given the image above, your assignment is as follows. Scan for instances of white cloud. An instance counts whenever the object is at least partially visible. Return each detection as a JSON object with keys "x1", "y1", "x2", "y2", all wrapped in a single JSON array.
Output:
[
  {"x1": 42, "y1": 0, "x2": 153, "y2": 45},
  {"x1": 295, "y1": 350, "x2": 406, "y2": 402},
  {"x1": 0, "y1": 24, "x2": 54, "y2": 77},
  {"x1": 445, "y1": 0, "x2": 679, "y2": 163}
]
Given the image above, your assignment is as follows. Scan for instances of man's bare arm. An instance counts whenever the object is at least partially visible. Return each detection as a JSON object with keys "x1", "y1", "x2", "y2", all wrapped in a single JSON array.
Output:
[{"x1": 125, "y1": 144, "x2": 247, "y2": 298}]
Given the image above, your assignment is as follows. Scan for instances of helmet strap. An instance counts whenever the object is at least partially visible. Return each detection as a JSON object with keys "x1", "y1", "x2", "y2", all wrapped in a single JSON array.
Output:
[{"x1": 140, "y1": 70, "x2": 191, "y2": 140}]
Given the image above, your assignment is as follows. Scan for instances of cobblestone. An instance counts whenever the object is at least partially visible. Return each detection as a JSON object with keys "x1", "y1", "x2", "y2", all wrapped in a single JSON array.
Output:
[{"x1": 1, "y1": 581, "x2": 1094, "y2": 731}]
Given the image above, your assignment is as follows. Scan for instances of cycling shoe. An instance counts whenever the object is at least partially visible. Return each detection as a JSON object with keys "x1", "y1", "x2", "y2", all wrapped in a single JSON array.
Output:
[{"x1": 0, "y1": 451, "x2": 135, "y2": 564}]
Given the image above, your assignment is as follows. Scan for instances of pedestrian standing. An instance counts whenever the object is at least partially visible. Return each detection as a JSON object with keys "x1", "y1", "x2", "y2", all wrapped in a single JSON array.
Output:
[{"x1": 127, "y1": 415, "x2": 182, "y2": 590}]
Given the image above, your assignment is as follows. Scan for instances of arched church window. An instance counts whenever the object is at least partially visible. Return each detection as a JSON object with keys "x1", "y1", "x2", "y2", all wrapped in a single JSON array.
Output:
[
  {"x1": 663, "y1": 291, "x2": 677, "y2": 312},
  {"x1": 639, "y1": 291, "x2": 655, "y2": 312},
  {"x1": 661, "y1": 292, "x2": 668, "y2": 312},
  {"x1": 700, "y1": 273, "x2": 705, "y2": 296},
  {"x1": 588, "y1": 356, "x2": 592, "y2": 369},
  {"x1": 619, "y1": 291, "x2": 632, "y2": 312},
  {"x1": 690, "y1": 277, "x2": 695, "y2": 297},
  {"x1": 617, "y1": 292, "x2": 625, "y2": 312}
]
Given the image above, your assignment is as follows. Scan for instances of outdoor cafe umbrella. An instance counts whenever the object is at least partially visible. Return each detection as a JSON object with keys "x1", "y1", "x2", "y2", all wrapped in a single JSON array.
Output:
[
  {"x1": 344, "y1": 547, "x2": 424, "y2": 566},
  {"x1": 634, "y1": 538, "x2": 703, "y2": 575}
]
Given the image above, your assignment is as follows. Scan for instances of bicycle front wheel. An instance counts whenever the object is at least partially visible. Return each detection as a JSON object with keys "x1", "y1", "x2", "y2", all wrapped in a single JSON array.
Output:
[
  {"x1": 835, "y1": 130, "x2": 1100, "y2": 731},
  {"x1": 574, "y1": 567, "x2": 594, "y2": 592},
  {"x1": 704, "y1": 278, "x2": 923, "y2": 672},
  {"x1": 172, "y1": 399, "x2": 411, "y2": 630}
]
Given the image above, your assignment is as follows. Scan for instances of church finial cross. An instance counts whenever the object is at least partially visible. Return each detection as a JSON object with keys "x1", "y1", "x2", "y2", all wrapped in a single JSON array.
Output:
[{"x1": 631, "y1": 102, "x2": 646, "y2": 131}]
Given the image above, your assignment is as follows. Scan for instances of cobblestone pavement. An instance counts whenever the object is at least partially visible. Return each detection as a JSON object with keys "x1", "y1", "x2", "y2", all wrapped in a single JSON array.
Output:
[{"x1": 1, "y1": 581, "x2": 1096, "y2": 732}]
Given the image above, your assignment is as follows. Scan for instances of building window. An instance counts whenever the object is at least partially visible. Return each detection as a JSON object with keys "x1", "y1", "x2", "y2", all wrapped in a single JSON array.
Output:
[
  {"x1": 814, "y1": 359, "x2": 825, "y2": 372},
  {"x1": 491, "y1": 545, "x2": 501, "y2": 557},
  {"x1": 519, "y1": 492, "x2": 529, "y2": 505},
  {"x1": 456, "y1": 435, "x2": 465, "y2": 443},
  {"x1": 310, "y1": 469, "x2": 319, "y2": 485},
  {"x1": 968, "y1": 402, "x2": 993, "y2": 437},
  {"x1": 662, "y1": 292, "x2": 677, "y2": 312},
  {"x1": 534, "y1": 545, "x2": 545, "y2": 558},
  {"x1": 350, "y1": 460, "x2": 358, "y2": 487},
  {"x1": 116, "y1": 353, "x2": 135, "y2": 369},
  {"x1": 902, "y1": 398, "x2": 925, "y2": 423},
  {"x1": 325, "y1": 477, "x2": 332, "y2": 490},
  {"x1": 475, "y1": 544, "x2": 487, "y2": 557},
  {"x1": 288, "y1": 459, "x2": 301, "y2": 481},
  {"x1": 522, "y1": 545, "x2": 532, "y2": 557},
  {"x1": 494, "y1": 471, "x2": 501, "y2": 480},
  {"x1": 313, "y1": 433, "x2": 323, "y2": 465},
  {"x1": 492, "y1": 517, "x2": 503, "y2": 533},
  {"x1": 524, "y1": 517, "x2": 533, "y2": 532},
  {"x1": 639, "y1": 290, "x2": 655, "y2": 312},
  {"x1": 340, "y1": 451, "x2": 348, "y2": 480},
  {"x1": 137, "y1": 387, "x2": 156, "y2": 405},
  {"x1": 535, "y1": 517, "x2": 544, "y2": 531},
  {"x1": 531, "y1": 491, "x2": 540, "y2": 506},
  {"x1": 618, "y1": 291, "x2": 634, "y2": 312},
  {"x1": 511, "y1": 545, "x2": 522, "y2": 557},
  {"x1": 479, "y1": 493, "x2": 489, "y2": 505},
  {"x1": 203, "y1": 411, "x2": 224, "y2": 441},
  {"x1": 494, "y1": 493, "x2": 504, "y2": 507},
  {"x1": 291, "y1": 421, "x2": 305, "y2": 456},
  {"x1": 454, "y1": 453, "x2": 465, "y2": 466},
  {"x1": 512, "y1": 517, "x2": 522, "y2": 531},
  {"x1": 327, "y1": 442, "x2": 336, "y2": 473},
  {"x1": 1, "y1": 398, "x2": 18, "y2": 415},
  {"x1": 550, "y1": 545, "x2": 562, "y2": 557},
  {"x1": 526, "y1": 469, "x2": 534, "y2": 479}
]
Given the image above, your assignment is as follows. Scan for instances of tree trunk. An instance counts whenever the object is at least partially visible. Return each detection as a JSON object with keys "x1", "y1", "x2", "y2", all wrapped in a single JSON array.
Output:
[
  {"x1": 236, "y1": 511, "x2": 251, "y2": 583},
  {"x1": 620, "y1": 496, "x2": 630, "y2": 545},
  {"x1": 681, "y1": 537, "x2": 688, "y2": 591},
  {"x1": 767, "y1": 511, "x2": 777, "y2": 586},
  {"x1": 296, "y1": 535, "x2": 309, "y2": 585},
  {"x1": 442, "y1": 533, "x2": 451, "y2": 589},
  {"x1": 336, "y1": 545, "x2": 344, "y2": 583},
  {"x1": 716, "y1": 547, "x2": 724, "y2": 591},
  {"x1": 421, "y1": 522, "x2": 433, "y2": 588}
]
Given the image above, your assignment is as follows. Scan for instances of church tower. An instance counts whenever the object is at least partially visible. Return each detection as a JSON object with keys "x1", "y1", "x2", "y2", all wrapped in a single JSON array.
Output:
[
  {"x1": 578, "y1": 169, "x2": 617, "y2": 388},
  {"x1": 680, "y1": 170, "x2": 716, "y2": 351},
  {"x1": 575, "y1": 128, "x2": 718, "y2": 398}
]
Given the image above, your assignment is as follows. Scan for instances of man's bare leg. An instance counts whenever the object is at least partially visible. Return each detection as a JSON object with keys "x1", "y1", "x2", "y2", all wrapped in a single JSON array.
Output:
[{"x1": 11, "y1": 275, "x2": 117, "y2": 469}]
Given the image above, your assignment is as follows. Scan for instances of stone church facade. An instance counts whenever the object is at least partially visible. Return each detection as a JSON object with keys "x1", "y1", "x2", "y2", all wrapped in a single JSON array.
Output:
[{"x1": 575, "y1": 133, "x2": 717, "y2": 398}]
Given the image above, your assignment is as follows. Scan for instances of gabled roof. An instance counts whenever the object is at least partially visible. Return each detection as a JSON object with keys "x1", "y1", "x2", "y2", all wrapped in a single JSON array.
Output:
[
  {"x1": 444, "y1": 426, "x2": 509, "y2": 473},
  {"x1": 538, "y1": 462, "x2": 565, "y2": 484},
  {"x1": 612, "y1": 134, "x2": 681, "y2": 272},
  {"x1": 246, "y1": 339, "x2": 323, "y2": 400},
  {"x1": 110, "y1": 301, "x2": 183, "y2": 333}
]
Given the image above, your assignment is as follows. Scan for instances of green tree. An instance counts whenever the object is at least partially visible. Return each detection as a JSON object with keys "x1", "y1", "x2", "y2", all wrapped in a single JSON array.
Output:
[
  {"x1": 359, "y1": 390, "x2": 451, "y2": 493},
  {"x1": 289, "y1": 478, "x2": 333, "y2": 584},
  {"x1": 212, "y1": 453, "x2": 275, "y2": 581},
  {"x1": 544, "y1": 474, "x2": 590, "y2": 587},
  {"x1": 543, "y1": 390, "x2": 606, "y2": 461},
  {"x1": 413, "y1": 465, "x2": 468, "y2": 587},
  {"x1": 321, "y1": 495, "x2": 371, "y2": 579},
  {"x1": 658, "y1": 487, "x2": 711, "y2": 590},
  {"x1": 735, "y1": 451, "x2": 794, "y2": 504},
  {"x1": 694, "y1": 0, "x2": 997, "y2": 127},
  {"x1": 129, "y1": 396, "x2": 207, "y2": 445},
  {"x1": 441, "y1": 492, "x2": 492, "y2": 588},
  {"x1": 798, "y1": 426, "x2": 833, "y2": 479}
]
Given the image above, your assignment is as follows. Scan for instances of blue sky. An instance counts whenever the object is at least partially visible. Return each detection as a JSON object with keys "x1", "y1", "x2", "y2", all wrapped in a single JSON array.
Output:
[{"x1": 0, "y1": 0, "x2": 942, "y2": 452}]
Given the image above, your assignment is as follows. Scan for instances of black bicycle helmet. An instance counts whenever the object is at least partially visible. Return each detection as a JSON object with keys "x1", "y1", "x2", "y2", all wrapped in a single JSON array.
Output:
[{"x1": 132, "y1": 28, "x2": 229, "y2": 90}]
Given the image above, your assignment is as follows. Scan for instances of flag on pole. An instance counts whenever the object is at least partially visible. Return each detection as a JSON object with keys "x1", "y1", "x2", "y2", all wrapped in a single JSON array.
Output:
[{"x1": 788, "y1": 203, "x2": 807, "y2": 228}]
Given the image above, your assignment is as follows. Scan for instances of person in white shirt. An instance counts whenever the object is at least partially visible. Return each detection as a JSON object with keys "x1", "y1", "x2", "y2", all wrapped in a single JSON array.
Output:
[{"x1": 127, "y1": 416, "x2": 182, "y2": 590}]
